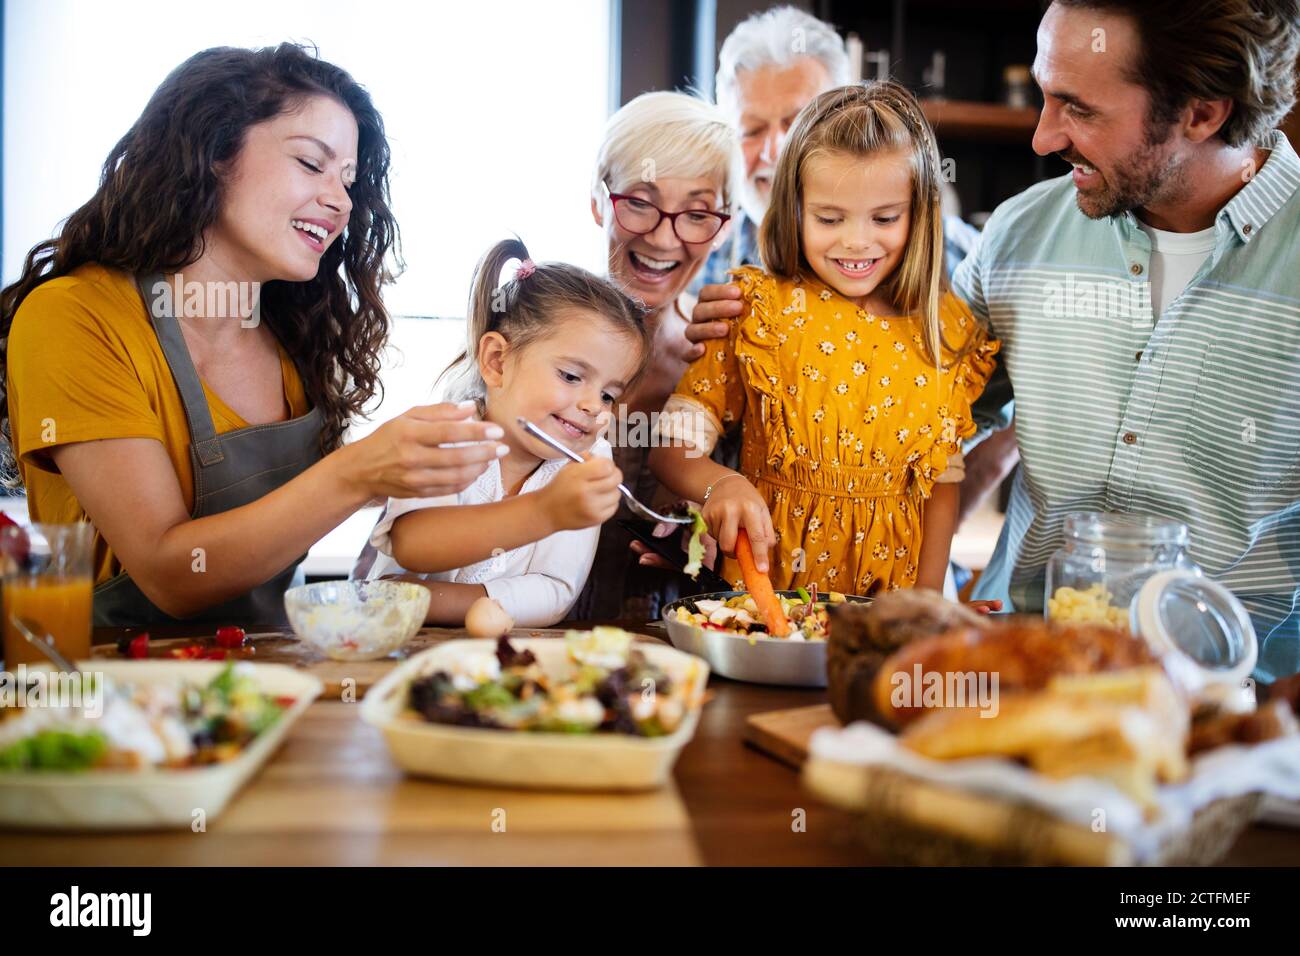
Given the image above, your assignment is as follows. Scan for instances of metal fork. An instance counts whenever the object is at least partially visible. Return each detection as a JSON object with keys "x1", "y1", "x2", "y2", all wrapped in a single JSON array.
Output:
[{"x1": 516, "y1": 417, "x2": 693, "y2": 525}]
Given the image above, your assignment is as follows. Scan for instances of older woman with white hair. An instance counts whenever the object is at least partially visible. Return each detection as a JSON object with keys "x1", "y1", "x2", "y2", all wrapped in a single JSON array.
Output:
[{"x1": 568, "y1": 90, "x2": 741, "y2": 621}]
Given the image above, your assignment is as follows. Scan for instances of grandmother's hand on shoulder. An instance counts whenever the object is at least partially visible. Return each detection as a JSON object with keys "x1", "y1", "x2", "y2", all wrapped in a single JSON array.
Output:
[{"x1": 683, "y1": 283, "x2": 743, "y2": 358}]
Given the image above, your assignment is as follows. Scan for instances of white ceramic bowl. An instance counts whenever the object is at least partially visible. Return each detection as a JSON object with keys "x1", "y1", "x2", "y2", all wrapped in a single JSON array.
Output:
[
  {"x1": 284, "y1": 579, "x2": 430, "y2": 661},
  {"x1": 361, "y1": 637, "x2": 709, "y2": 790}
]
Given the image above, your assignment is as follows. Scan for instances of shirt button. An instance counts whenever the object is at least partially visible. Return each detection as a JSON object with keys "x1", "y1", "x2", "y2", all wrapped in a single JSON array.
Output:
[
  {"x1": 1243, "y1": 223, "x2": 1253, "y2": 235},
  {"x1": 1135, "y1": 350, "x2": 1143, "y2": 361},
  {"x1": 1130, "y1": 263, "x2": 1144, "y2": 276},
  {"x1": 1122, "y1": 432, "x2": 1138, "y2": 445}
]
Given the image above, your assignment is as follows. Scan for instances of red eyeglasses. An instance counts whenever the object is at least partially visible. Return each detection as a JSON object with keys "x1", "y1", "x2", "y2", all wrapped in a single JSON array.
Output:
[{"x1": 602, "y1": 181, "x2": 731, "y2": 244}]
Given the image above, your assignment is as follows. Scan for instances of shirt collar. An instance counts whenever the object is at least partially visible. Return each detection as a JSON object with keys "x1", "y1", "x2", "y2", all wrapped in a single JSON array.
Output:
[
  {"x1": 1115, "y1": 129, "x2": 1300, "y2": 246},
  {"x1": 1219, "y1": 129, "x2": 1300, "y2": 243},
  {"x1": 732, "y1": 211, "x2": 760, "y2": 266}
]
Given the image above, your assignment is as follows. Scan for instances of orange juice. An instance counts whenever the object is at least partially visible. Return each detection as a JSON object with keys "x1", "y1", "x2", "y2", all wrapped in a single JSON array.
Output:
[{"x1": 2, "y1": 576, "x2": 93, "y2": 668}]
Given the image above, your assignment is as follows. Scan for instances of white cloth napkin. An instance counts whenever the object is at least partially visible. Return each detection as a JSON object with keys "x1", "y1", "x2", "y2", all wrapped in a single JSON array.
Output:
[{"x1": 808, "y1": 721, "x2": 1300, "y2": 861}]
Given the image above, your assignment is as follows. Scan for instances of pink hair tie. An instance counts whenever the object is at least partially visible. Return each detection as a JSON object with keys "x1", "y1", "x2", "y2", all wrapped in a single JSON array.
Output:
[{"x1": 515, "y1": 258, "x2": 536, "y2": 281}]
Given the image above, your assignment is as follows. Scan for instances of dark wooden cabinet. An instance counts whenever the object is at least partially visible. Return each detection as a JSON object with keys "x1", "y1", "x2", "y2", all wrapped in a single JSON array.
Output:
[
  {"x1": 823, "y1": 0, "x2": 1065, "y2": 219},
  {"x1": 620, "y1": 0, "x2": 1297, "y2": 220}
]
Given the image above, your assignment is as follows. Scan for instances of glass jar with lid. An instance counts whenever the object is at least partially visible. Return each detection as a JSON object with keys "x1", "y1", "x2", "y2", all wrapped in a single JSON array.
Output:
[
  {"x1": 1045, "y1": 512, "x2": 1259, "y2": 708},
  {"x1": 1045, "y1": 512, "x2": 1199, "y2": 630}
]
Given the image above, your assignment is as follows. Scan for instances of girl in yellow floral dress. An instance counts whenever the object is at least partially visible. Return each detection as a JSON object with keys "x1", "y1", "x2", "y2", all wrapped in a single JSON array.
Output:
[{"x1": 649, "y1": 82, "x2": 999, "y2": 597}]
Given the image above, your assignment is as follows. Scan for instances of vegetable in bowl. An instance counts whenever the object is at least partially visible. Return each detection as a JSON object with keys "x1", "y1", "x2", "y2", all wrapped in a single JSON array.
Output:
[{"x1": 671, "y1": 590, "x2": 847, "y2": 641}]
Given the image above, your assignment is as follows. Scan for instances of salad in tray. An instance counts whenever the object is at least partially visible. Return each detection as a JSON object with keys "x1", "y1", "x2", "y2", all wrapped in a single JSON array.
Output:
[
  {"x1": 674, "y1": 525, "x2": 849, "y2": 640},
  {"x1": 404, "y1": 628, "x2": 704, "y2": 736},
  {"x1": 671, "y1": 588, "x2": 847, "y2": 641},
  {"x1": 0, "y1": 663, "x2": 289, "y2": 771}
]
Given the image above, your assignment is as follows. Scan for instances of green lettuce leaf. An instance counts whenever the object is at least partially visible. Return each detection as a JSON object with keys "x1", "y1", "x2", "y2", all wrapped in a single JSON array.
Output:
[
  {"x1": 683, "y1": 507, "x2": 708, "y2": 580},
  {"x1": 0, "y1": 730, "x2": 107, "y2": 771}
]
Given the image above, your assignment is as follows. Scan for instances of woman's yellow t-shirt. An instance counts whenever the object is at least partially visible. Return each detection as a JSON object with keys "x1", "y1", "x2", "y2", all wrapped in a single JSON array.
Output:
[{"x1": 6, "y1": 264, "x2": 311, "y2": 586}]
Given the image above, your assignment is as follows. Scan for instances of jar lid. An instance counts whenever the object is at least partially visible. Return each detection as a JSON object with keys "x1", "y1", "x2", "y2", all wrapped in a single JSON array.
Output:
[{"x1": 1132, "y1": 570, "x2": 1257, "y2": 701}]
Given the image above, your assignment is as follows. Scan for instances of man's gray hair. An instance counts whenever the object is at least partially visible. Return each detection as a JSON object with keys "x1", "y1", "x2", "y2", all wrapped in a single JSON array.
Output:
[{"x1": 715, "y1": 5, "x2": 851, "y2": 116}]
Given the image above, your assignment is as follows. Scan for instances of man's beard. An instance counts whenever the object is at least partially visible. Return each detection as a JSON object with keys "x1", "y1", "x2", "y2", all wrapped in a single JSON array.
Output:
[
  {"x1": 739, "y1": 171, "x2": 773, "y2": 225},
  {"x1": 1067, "y1": 122, "x2": 1185, "y2": 220}
]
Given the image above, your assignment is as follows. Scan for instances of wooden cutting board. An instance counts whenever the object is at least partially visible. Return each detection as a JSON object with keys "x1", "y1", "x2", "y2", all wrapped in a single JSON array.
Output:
[
  {"x1": 91, "y1": 627, "x2": 665, "y2": 701},
  {"x1": 743, "y1": 703, "x2": 841, "y2": 768}
]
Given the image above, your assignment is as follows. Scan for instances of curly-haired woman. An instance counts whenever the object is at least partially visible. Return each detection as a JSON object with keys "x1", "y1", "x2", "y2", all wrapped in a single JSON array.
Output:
[{"x1": 1, "y1": 44, "x2": 507, "y2": 626}]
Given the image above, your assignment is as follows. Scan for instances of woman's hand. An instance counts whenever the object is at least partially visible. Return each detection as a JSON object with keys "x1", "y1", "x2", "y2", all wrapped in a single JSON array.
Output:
[
  {"x1": 683, "y1": 283, "x2": 743, "y2": 360},
  {"x1": 539, "y1": 455, "x2": 623, "y2": 532},
  {"x1": 703, "y1": 475, "x2": 775, "y2": 573},
  {"x1": 967, "y1": 599, "x2": 1004, "y2": 615},
  {"x1": 339, "y1": 401, "x2": 508, "y2": 501}
]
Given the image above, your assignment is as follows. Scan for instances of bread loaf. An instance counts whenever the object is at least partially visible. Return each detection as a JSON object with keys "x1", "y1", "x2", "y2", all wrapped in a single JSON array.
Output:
[
  {"x1": 873, "y1": 619, "x2": 1157, "y2": 728},
  {"x1": 826, "y1": 590, "x2": 988, "y2": 726}
]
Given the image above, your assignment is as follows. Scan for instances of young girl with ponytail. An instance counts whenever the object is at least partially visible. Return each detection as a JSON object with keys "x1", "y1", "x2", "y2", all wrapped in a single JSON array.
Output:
[{"x1": 365, "y1": 238, "x2": 651, "y2": 626}]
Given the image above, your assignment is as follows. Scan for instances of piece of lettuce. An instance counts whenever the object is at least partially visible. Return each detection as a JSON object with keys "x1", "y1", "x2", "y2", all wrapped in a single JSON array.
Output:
[
  {"x1": 463, "y1": 681, "x2": 517, "y2": 712},
  {"x1": 0, "y1": 730, "x2": 107, "y2": 771},
  {"x1": 683, "y1": 507, "x2": 708, "y2": 580}
]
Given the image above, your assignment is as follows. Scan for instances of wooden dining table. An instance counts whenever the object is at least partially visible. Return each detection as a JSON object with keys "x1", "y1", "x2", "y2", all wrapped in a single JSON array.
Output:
[{"x1": 4, "y1": 622, "x2": 1300, "y2": 866}]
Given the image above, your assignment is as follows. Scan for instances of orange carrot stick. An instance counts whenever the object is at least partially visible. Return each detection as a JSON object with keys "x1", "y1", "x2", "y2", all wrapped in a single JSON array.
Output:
[{"x1": 735, "y1": 529, "x2": 788, "y2": 635}]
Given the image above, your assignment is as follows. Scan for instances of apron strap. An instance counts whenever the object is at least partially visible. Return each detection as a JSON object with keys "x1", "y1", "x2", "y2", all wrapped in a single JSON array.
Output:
[{"x1": 137, "y1": 274, "x2": 224, "y2": 466}]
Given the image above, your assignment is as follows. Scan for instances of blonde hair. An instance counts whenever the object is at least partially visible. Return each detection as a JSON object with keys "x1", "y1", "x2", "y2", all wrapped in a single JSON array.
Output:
[
  {"x1": 437, "y1": 238, "x2": 651, "y2": 407},
  {"x1": 592, "y1": 91, "x2": 742, "y2": 210},
  {"x1": 761, "y1": 81, "x2": 957, "y2": 366}
]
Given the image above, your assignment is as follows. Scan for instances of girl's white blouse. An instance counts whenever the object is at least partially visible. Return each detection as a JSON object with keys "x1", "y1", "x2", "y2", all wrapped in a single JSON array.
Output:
[{"x1": 366, "y1": 437, "x2": 613, "y2": 627}]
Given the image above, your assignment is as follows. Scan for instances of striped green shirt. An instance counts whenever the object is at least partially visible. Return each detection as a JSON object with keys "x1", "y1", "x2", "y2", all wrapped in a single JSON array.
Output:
[{"x1": 953, "y1": 130, "x2": 1300, "y2": 681}]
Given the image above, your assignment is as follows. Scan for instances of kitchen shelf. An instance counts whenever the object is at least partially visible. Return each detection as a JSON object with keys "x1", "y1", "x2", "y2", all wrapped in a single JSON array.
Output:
[
  {"x1": 920, "y1": 98, "x2": 1040, "y2": 142},
  {"x1": 828, "y1": 0, "x2": 1048, "y2": 214}
]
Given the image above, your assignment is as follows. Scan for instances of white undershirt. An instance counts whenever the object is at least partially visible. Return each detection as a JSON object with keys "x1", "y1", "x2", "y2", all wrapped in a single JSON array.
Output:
[
  {"x1": 364, "y1": 437, "x2": 611, "y2": 627},
  {"x1": 1136, "y1": 220, "x2": 1217, "y2": 317}
]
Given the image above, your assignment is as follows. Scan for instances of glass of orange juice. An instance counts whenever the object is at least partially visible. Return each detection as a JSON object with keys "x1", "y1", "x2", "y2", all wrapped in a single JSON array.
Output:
[{"x1": 2, "y1": 522, "x2": 94, "y2": 669}]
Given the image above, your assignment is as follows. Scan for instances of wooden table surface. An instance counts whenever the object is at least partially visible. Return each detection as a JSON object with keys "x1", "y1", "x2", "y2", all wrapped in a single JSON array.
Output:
[{"x1": 4, "y1": 624, "x2": 1299, "y2": 866}]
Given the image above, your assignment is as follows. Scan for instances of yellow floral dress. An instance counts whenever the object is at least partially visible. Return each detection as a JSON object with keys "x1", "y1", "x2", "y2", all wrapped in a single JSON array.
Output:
[{"x1": 666, "y1": 266, "x2": 999, "y2": 595}]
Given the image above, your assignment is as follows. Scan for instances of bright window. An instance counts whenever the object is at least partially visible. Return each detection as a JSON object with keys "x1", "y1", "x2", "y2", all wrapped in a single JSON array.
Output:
[
  {"x1": 3, "y1": 0, "x2": 614, "y2": 570},
  {"x1": 3, "y1": 0, "x2": 612, "y2": 413}
]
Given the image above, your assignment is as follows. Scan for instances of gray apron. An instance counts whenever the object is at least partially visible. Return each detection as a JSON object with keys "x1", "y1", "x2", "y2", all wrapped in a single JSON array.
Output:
[{"x1": 92, "y1": 275, "x2": 323, "y2": 626}]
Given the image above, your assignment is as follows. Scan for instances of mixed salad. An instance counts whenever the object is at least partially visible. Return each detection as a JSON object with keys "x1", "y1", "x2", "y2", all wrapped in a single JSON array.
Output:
[
  {"x1": 0, "y1": 663, "x2": 288, "y2": 771},
  {"x1": 405, "y1": 628, "x2": 703, "y2": 736},
  {"x1": 672, "y1": 588, "x2": 847, "y2": 641}
]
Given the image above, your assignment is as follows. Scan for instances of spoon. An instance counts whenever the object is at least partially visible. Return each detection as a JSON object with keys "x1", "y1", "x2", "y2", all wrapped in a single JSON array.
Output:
[{"x1": 9, "y1": 615, "x2": 80, "y2": 674}]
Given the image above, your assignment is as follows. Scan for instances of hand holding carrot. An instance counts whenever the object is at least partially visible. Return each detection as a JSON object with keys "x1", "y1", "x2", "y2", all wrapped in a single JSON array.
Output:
[{"x1": 701, "y1": 473, "x2": 775, "y2": 572}]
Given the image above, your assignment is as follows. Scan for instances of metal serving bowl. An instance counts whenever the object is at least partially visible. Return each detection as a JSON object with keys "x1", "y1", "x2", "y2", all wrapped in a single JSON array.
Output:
[{"x1": 661, "y1": 590, "x2": 869, "y2": 688}]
